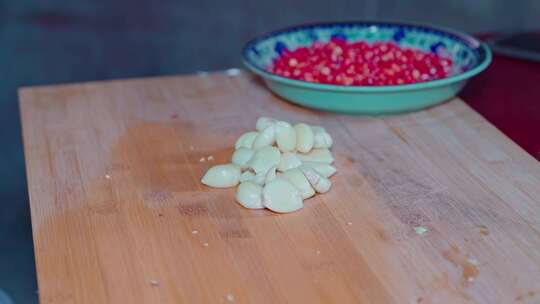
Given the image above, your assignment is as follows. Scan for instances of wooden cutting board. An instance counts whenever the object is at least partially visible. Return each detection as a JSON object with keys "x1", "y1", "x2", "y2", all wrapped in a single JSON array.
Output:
[{"x1": 19, "y1": 71, "x2": 540, "y2": 304}]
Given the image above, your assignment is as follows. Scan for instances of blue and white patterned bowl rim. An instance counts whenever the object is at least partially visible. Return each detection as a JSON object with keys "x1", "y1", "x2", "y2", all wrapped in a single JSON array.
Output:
[{"x1": 242, "y1": 21, "x2": 491, "y2": 90}]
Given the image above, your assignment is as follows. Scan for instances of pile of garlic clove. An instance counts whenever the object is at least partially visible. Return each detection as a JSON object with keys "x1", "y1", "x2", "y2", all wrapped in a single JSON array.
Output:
[{"x1": 201, "y1": 117, "x2": 336, "y2": 213}]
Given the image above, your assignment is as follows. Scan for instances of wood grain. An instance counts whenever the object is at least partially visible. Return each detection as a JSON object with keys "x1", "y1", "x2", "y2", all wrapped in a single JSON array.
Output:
[{"x1": 19, "y1": 71, "x2": 540, "y2": 304}]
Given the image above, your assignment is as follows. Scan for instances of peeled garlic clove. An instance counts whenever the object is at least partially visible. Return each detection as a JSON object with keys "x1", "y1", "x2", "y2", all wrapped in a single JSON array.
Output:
[
  {"x1": 231, "y1": 147, "x2": 254, "y2": 169},
  {"x1": 256, "y1": 117, "x2": 276, "y2": 131},
  {"x1": 299, "y1": 166, "x2": 331, "y2": 193},
  {"x1": 201, "y1": 164, "x2": 241, "y2": 188},
  {"x1": 252, "y1": 125, "x2": 276, "y2": 149},
  {"x1": 236, "y1": 181, "x2": 264, "y2": 209},
  {"x1": 298, "y1": 148, "x2": 334, "y2": 164},
  {"x1": 313, "y1": 129, "x2": 333, "y2": 149},
  {"x1": 239, "y1": 171, "x2": 256, "y2": 182},
  {"x1": 275, "y1": 121, "x2": 296, "y2": 152},
  {"x1": 302, "y1": 161, "x2": 337, "y2": 177},
  {"x1": 282, "y1": 168, "x2": 315, "y2": 199},
  {"x1": 294, "y1": 123, "x2": 314, "y2": 153},
  {"x1": 235, "y1": 131, "x2": 258, "y2": 150},
  {"x1": 277, "y1": 152, "x2": 302, "y2": 172},
  {"x1": 263, "y1": 177, "x2": 303, "y2": 213},
  {"x1": 248, "y1": 146, "x2": 281, "y2": 175},
  {"x1": 265, "y1": 166, "x2": 277, "y2": 184}
]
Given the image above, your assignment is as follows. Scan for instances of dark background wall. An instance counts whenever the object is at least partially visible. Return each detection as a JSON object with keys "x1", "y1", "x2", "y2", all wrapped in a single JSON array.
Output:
[{"x1": 0, "y1": 1, "x2": 536, "y2": 303}]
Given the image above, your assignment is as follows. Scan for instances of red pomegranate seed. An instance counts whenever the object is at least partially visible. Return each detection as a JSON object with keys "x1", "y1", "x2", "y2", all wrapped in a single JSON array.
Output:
[{"x1": 271, "y1": 41, "x2": 453, "y2": 86}]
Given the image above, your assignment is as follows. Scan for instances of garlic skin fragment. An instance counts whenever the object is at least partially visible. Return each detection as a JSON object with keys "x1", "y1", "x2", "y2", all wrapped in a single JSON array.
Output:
[
  {"x1": 235, "y1": 131, "x2": 258, "y2": 150},
  {"x1": 299, "y1": 166, "x2": 332, "y2": 193},
  {"x1": 248, "y1": 146, "x2": 281, "y2": 175},
  {"x1": 252, "y1": 125, "x2": 276, "y2": 149},
  {"x1": 254, "y1": 171, "x2": 266, "y2": 185},
  {"x1": 302, "y1": 161, "x2": 337, "y2": 178},
  {"x1": 231, "y1": 148, "x2": 254, "y2": 169},
  {"x1": 294, "y1": 123, "x2": 314, "y2": 153},
  {"x1": 201, "y1": 164, "x2": 241, "y2": 188},
  {"x1": 275, "y1": 121, "x2": 297, "y2": 152},
  {"x1": 277, "y1": 152, "x2": 302, "y2": 172},
  {"x1": 298, "y1": 148, "x2": 334, "y2": 164},
  {"x1": 238, "y1": 171, "x2": 255, "y2": 183},
  {"x1": 236, "y1": 181, "x2": 264, "y2": 209},
  {"x1": 282, "y1": 168, "x2": 315, "y2": 199},
  {"x1": 256, "y1": 117, "x2": 276, "y2": 132},
  {"x1": 263, "y1": 177, "x2": 303, "y2": 213},
  {"x1": 239, "y1": 171, "x2": 256, "y2": 183},
  {"x1": 265, "y1": 166, "x2": 277, "y2": 184}
]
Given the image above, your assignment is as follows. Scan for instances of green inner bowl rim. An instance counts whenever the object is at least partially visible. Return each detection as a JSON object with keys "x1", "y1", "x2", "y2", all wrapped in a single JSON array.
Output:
[{"x1": 242, "y1": 21, "x2": 492, "y2": 93}]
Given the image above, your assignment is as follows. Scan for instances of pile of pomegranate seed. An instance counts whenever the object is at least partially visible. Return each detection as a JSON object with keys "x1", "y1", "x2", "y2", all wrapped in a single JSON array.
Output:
[{"x1": 270, "y1": 38, "x2": 453, "y2": 86}]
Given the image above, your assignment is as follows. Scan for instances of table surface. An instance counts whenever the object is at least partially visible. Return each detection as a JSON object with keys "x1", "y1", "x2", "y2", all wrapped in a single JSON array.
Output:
[{"x1": 20, "y1": 72, "x2": 540, "y2": 304}]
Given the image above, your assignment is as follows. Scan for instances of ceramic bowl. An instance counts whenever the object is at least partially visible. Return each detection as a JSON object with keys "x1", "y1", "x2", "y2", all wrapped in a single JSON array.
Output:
[{"x1": 242, "y1": 21, "x2": 492, "y2": 114}]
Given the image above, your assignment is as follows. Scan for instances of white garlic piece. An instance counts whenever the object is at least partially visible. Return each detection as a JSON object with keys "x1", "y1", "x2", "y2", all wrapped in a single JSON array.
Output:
[
  {"x1": 236, "y1": 181, "x2": 264, "y2": 209},
  {"x1": 294, "y1": 123, "x2": 314, "y2": 153},
  {"x1": 282, "y1": 168, "x2": 315, "y2": 199},
  {"x1": 302, "y1": 161, "x2": 337, "y2": 177},
  {"x1": 201, "y1": 164, "x2": 241, "y2": 188},
  {"x1": 300, "y1": 166, "x2": 332, "y2": 193},
  {"x1": 235, "y1": 131, "x2": 258, "y2": 150},
  {"x1": 265, "y1": 166, "x2": 277, "y2": 184},
  {"x1": 248, "y1": 146, "x2": 281, "y2": 175},
  {"x1": 277, "y1": 152, "x2": 302, "y2": 172},
  {"x1": 231, "y1": 147, "x2": 254, "y2": 169},
  {"x1": 256, "y1": 117, "x2": 276, "y2": 131},
  {"x1": 252, "y1": 125, "x2": 276, "y2": 149},
  {"x1": 312, "y1": 128, "x2": 333, "y2": 149},
  {"x1": 275, "y1": 121, "x2": 296, "y2": 152},
  {"x1": 202, "y1": 117, "x2": 337, "y2": 214},
  {"x1": 239, "y1": 171, "x2": 256, "y2": 183},
  {"x1": 263, "y1": 177, "x2": 303, "y2": 213},
  {"x1": 298, "y1": 148, "x2": 334, "y2": 164}
]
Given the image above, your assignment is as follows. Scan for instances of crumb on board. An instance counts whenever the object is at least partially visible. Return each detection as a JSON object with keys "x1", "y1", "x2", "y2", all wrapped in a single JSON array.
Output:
[
  {"x1": 225, "y1": 68, "x2": 241, "y2": 76},
  {"x1": 316, "y1": 250, "x2": 321, "y2": 255},
  {"x1": 192, "y1": 230, "x2": 199, "y2": 234},
  {"x1": 207, "y1": 155, "x2": 214, "y2": 161},
  {"x1": 414, "y1": 226, "x2": 429, "y2": 235},
  {"x1": 203, "y1": 242, "x2": 209, "y2": 247},
  {"x1": 225, "y1": 293, "x2": 235, "y2": 302},
  {"x1": 199, "y1": 157, "x2": 206, "y2": 162},
  {"x1": 347, "y1": 221, "x2": 352, "y2": 226},
  {"x1": 149, "y1": 279, "x2": 160, "y2": 286},
  {"x1": 479, "y1": 225, "x2": 490, "y2": 236},
  {"x1": 105, "y1": 174, "x2": 111, "y2": 179}
]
